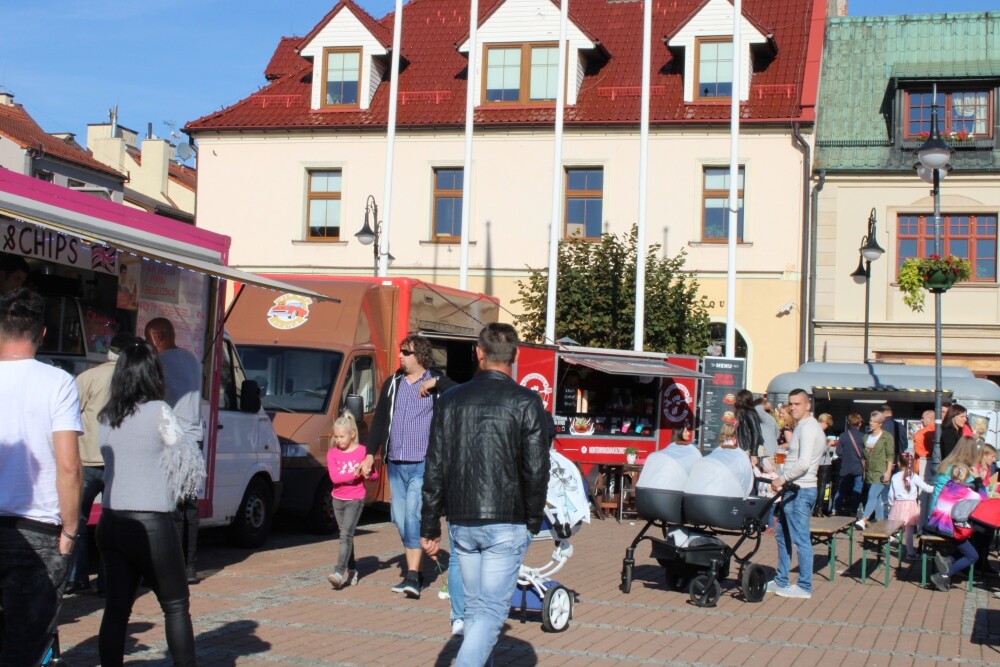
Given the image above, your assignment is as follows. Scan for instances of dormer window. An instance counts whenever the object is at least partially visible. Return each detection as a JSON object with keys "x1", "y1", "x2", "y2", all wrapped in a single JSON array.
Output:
[
  {"x1": 904, "y1": 89, "x2": 992, "y2": 139},
  {"x1": 695, "y1": 38, "x2": 733, "y2": 100},
  {"x1": 484, "y1": 43, "x2": 558, "y2": 105},
  {"x1": 322, "y1": 48, "x2": 362, "y2": 108}
]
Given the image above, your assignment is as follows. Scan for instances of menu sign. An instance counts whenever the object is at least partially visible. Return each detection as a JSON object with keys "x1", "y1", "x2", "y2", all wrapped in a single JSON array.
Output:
[
  {"x1": 699, "y1": 356, "x2": 747, "y2": 452},
  {"x1": 2, "y1": 215, "x2": 117, "y2": 275}
]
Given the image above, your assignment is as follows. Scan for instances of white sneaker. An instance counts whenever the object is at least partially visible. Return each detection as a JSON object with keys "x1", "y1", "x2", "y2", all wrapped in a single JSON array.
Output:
[
  {"x1": 451, "y1": 619, "x2": 465, "y2": 636},
  {"x1": 765, "y1": 580, "x2": 784, "y2": 594},
  {"x1": 854, "y1": 519, "x2": 866, "y2": 530},
  {"x1": 327, "y1": 572, "x2": 344, "y2": 589},
  {"x1": 775, "y1": 584, "x2": 812, "y2": 599}
]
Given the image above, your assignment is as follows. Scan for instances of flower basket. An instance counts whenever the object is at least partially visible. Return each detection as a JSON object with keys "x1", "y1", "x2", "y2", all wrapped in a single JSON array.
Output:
[{"x1": 897, "y1": 255, "x2": 971, "y2": 312}]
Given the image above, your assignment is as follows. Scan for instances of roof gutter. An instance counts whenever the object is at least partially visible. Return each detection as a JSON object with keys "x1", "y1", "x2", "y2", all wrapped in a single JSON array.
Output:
[
  {"x1": 791, "y1": 122, "x2": 810, "y2": 366},
  {"x1": 808, "y1": 169, "x2": 825, "y2": 362}
]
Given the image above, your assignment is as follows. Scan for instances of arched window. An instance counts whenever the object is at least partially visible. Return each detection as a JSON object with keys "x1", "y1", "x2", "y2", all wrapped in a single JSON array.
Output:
[{"x1": 707, "y1": 322, "x2": 747, "y2": 359}]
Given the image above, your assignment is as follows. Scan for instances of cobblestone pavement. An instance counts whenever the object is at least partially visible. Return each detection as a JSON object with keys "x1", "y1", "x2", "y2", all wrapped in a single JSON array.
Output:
[{"x1": 57, "y1": 513, "x2": 1000, "y2": 666}]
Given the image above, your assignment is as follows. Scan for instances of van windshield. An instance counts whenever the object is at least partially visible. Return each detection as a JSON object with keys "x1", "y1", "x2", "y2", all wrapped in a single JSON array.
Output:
[{"x1": 237, "y1": 345, "x2": 343, "y2": 414}]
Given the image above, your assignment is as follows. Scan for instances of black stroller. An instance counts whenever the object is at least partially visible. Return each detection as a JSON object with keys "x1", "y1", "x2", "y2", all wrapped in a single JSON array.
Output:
[{"x1": 619, "y1": 456, "x2": 795, "y2": 607}]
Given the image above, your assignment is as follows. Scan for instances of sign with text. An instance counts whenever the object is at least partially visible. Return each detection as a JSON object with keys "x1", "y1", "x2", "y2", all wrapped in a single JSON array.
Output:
[
  {"x1": 699, "y1": 356, "x2": 747, "y2": 452},
  {"x1": 1, "y1": 215, "x2": 117, "y2": 275},
  {"x1": 136, "y1": 263, "x2": 209, "y2": 359}
]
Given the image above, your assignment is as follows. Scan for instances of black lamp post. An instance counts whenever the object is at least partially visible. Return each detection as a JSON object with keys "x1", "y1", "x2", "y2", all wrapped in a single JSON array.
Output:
[
  {"x1": 914, "y1": 89, "x2": 954, "y2": 478},
  {"x1": 355, "y1": 195, "x2": 394, "y2": 277},
  {"x1": 850, "y1": 208, "x2": 884, "y2": 363}
]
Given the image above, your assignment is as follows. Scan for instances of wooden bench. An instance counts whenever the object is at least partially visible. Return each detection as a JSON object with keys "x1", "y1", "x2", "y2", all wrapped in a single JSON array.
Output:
[
  {"x1": 918, "y1": 533, "x2": 975, "y2": 592},
  {"x1": 809, "y1": 516, "x2": 855, "y2": 581},
  {"x1": 860, "y1": 520, "x2": 905, "y2": 587}
]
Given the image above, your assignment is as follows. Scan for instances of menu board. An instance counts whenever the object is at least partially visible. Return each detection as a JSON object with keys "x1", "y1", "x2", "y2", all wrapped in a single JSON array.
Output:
[
  {"x1": 699, "y1": 356, "x2": 747, "y2": 452},
  {"x1": 135, "y1": 263, "x2": 210, "y2": 359}
]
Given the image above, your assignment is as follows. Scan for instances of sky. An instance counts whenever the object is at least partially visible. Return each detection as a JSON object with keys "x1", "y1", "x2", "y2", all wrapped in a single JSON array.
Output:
[{"x1": 1, "y1": 0, "x2": 997, "y2": 161}]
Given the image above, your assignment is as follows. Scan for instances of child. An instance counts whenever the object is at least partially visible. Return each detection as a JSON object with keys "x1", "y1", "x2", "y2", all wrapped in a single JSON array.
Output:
[
  {"x1": 887, "y1": 453, "x2": 933, "y2": 561},
  {"x1": 928, "y1": 464, "x2": 984, "y2": 592},
  {"x1": 326, "y1": 413, "x2": 376, "y2": 589}
]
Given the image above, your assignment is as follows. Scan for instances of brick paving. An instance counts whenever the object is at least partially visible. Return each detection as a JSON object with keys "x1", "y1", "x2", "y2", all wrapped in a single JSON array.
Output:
[{"x1": 57, "y1": 514, "x2": 1000, "y2": 666}]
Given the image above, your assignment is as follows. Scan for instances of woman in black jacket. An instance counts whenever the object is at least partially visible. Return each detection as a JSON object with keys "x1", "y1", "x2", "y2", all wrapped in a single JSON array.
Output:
[
  {"x1": 939, "y1": 403, "x2": 968, "y2": 461},
  {"x1": 734, "y1": 389, "x2": 763, "y2": 460}
]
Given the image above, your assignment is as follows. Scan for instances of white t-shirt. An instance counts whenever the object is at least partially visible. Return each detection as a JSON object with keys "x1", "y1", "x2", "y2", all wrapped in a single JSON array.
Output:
[
  {"x1": 160, "y1": 347, "x2": 202, "y2": 443},
  {"x1": 0, "y1": 359, "x2": 82, "y2": 524}
]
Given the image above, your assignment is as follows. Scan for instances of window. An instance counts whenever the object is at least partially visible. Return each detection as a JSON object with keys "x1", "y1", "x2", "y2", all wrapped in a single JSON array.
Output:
[
  {"x1": 34, "y1": 170, "x2": 54, "y2": 183},
  {"x1": 306, "y1": 170, "x2": 342, "y2": 240},
  {"x1": 340, "y1": 355, "x2": 376, "y2": 414},
  {"x1": 483, "y1": 43, "x2": 558, "y2": 104},
  {"x1": 897, "y1": 214, "x2": 997, "y2": 281},
  {"x1": 237, "y1": 345, "x2": 344, "y2": 414},
  {"x1": 905, "y1": 89, "x2": 992, "y2": 138},
  {"x1": 564, "y1": 168, "x2": 603, "y2": 240},
  {"x1": 322, "y1": 48, "x2": 361, "y2": 107},
  {"x1": 702, "y1": 167, "x2": 744, "y2": 242},
  {"x1": 432, "y1": 168, "x2": 463, "y2": 241},
  {"x1": 695, "y1": 38, "x2": 733, "y2": 100}
]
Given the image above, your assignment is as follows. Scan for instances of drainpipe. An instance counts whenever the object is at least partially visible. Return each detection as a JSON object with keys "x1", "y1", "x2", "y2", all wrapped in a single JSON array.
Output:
[
  {"x1": 791, "y1": 123, "x2": 811, "y2": 366},
  {"x1": 808, "y1": 170, "x2": 826, "y2": 362}
]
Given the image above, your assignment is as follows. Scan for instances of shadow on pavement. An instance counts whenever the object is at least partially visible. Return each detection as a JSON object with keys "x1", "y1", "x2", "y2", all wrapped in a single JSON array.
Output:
[{"x1": 434, "y1": 628, "x2": 539, "y2": 666}]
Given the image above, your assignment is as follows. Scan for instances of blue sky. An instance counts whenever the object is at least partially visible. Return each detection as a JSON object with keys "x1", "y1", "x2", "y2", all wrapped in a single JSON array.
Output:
[{"x1": 0, "y1": 0, "x2": 996, "y2": 159}]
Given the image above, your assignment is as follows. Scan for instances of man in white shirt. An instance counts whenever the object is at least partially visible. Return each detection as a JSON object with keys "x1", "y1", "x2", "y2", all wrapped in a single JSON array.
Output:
[
  {"x1": 145, "y1": 317, "x2": 203, "y2": 583},
  {"x1": 769, "y1": 388, "x2": 825, "y2": 599},
  {"x1": 0, "y1": 288, "x2": 83, "y2": 664}
]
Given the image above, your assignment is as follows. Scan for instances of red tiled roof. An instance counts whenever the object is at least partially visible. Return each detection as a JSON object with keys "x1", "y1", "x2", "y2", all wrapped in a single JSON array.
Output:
[
  {"x1": 0, "y1": 102, "x2": 125, "y2": 180},
  {"x1": 265, "y1": 37, "x2": 310, "y2": 80},
  {"x1": 298, "y1": 0, "x2": 393, "y2": 51},
  {"x1": 186, "y1": 0, "x2": 817, "y2": 133}
]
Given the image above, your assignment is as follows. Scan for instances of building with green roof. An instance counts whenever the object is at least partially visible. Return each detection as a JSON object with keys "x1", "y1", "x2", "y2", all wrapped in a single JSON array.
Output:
[{"x1": 811, "y1": 11, "x2": 1000, "y2": 382}]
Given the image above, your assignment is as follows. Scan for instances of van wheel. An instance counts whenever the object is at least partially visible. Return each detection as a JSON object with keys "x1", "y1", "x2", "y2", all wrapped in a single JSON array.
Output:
[
  {"x1": 306, "y1": 477, "x2": 338, "y2": 534},
  {"x1": 230, "y1": 477, "x2": 273, "y2": 548}
]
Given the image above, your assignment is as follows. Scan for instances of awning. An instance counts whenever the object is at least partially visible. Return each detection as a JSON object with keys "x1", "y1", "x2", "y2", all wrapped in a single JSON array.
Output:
[
  {"x1": 562, "y1": 353, "x2": 710, "y2": 379},
  {"x1": 0, "y1": 186, "x2": 330, "y2": 301}
]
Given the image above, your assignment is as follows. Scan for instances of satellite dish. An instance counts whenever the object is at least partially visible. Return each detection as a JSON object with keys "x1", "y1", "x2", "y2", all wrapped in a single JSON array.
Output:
[{"x1": 175, "y1": 142, "x2": 194, "y2": 162}]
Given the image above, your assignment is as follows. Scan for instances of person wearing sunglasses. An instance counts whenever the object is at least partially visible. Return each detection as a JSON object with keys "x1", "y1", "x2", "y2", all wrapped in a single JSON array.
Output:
[{"x1": 363, "y1": 335, "x2": 456, "y2": 602}]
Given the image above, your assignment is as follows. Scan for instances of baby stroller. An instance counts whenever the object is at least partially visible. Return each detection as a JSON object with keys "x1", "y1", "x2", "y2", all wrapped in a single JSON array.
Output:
[
  {"x1": 619, "y1": 449, "x2": 793, "y2": 607},
  {"x1": 512, "y1": 450, "x2": 589, "y2": 632}
]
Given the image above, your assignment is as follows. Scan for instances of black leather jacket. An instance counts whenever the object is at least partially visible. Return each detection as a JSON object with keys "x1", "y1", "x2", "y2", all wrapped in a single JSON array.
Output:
[{"x1": 421, "y1": 369, "x2": 550, "y2": 538}]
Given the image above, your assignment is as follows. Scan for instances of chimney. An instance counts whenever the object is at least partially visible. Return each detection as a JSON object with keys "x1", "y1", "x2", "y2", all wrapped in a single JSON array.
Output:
[
  {"x1": 141, "y1": 138, "x2": 170, "y2": 196},
  {"x1": 828, "y1": 0, "x2": 847, "y2": 16},
  {"x1": 0, "y1": 90, "x2": 14, "y2": 106}
]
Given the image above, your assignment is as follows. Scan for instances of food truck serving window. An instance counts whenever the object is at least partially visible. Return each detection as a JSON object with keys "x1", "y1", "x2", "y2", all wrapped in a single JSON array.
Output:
[{"x1": 554, "y1": 355, "x2": 662, "y2": 438}]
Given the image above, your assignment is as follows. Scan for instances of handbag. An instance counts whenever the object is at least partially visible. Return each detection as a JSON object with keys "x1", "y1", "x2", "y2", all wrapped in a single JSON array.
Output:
[{"x1": 847, "y1": 431, "x2": 866, "y2": 473}]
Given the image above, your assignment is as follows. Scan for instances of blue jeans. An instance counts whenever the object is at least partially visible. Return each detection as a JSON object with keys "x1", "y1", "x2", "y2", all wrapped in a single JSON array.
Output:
[
  {"x1": 0, "y1": 522, "x2": 67, "y2": 666},
  {"x1": 835, "y1": 474, "x2": 863, "y2": 517},
  {"x1": 860, "y1": 481, "x2": 889, "y2": 522},
  {"x1": 388, "y1": 461, "x2": 425, "y2": 550},
  {"x1": 448, "y1": 524, "x2": 464, "y2": 623},
  {"x1": 451, "y1": 522, "x2": 531, "y2": 667},
  {"x1": 774, "y1": 486, "x2": 817, "y2": 593},
  {"x1": 68, "y1": 465, "x2": 105, "y2": 585}
]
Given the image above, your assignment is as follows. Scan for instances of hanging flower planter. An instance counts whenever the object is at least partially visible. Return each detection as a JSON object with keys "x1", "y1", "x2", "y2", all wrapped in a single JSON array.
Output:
[{"x1": 897, "y1": 254, "x2": 971, "y2": 312}]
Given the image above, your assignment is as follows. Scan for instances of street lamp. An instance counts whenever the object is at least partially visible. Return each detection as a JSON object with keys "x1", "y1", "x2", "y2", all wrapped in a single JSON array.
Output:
[
  {"x1": 355, "y1": 195, "x2": 394, "y2": 277},
  {"x1": 914, "y1": 88, "x2": 954, "y2": 479},
  {"x1": 850, "y1": 208, "x2": 884, "y2": 362}
]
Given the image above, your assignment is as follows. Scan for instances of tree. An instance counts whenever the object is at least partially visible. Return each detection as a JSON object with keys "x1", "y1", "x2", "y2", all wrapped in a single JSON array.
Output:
[{"x1": 515, "y1": 226, "x2": 711, "y2": 355}]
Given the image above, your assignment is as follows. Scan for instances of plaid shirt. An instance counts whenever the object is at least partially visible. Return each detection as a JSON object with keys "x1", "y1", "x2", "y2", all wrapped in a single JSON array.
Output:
[{"x1": 388, "y1": 370, "x2": 434, "y2": 462}]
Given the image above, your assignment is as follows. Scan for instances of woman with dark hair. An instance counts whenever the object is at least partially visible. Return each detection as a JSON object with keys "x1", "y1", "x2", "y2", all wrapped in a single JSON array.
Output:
[
  {"x1": 939, "y1": 403, "x2": 968, "y2": 461},
  {"x1": 97, "y1": 340, "x2": 205, "y2": 667},
  {"x1": 734, "y1": 389, "x2": 763, "y2": 459}
]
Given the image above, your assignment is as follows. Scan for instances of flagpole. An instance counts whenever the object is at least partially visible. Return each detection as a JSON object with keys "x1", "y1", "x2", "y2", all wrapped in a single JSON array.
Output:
[{"x1": 544, "y1": 0, "x2": 570, "y2": 343}]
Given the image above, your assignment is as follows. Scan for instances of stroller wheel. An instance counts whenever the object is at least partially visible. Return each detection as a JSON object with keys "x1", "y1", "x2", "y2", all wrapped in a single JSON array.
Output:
[
  {"x1": 741, "y1": 563, "x2": 768, "y2": 603},
  {"x1": 689, "y1": 574, "x2": 722, "y2": 608},
  {"x1": 541, "y1": 585, "x2": 572, "y2": 632}
]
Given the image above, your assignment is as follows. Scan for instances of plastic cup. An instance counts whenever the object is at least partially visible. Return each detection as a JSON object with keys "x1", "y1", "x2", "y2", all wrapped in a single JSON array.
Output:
[{"x1": 775, "y1": 451, "x2": 786, "y2": 464}]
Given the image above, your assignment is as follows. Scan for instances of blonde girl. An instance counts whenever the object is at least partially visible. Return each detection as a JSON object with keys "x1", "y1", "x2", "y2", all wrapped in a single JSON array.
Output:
[
  {"x1": 888, "y1": 453, "x2": 933, "y2": 560},
  {"x1": 326, "y1": 413, "x2": 376, "y2": 589}
]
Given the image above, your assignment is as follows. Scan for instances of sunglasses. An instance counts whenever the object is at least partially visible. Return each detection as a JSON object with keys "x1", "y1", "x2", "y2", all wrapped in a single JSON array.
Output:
[{"x1": 400, "y1": 349, "x2": 415, "y2": 356}]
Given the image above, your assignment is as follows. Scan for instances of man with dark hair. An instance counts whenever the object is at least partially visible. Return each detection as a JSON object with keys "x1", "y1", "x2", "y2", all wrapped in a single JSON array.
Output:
[
  {"x1": 363, "y1": 334, "x2": 455, "y2": 599},
  {"x1": 0, "y1": 254, "x2": 30, "y2": 294},
  {"x1": 0, "y1": 288, "x2": 83, "y2": 664},
  {"x1": 145, "y1": 317, "x2": 203, "y2": 583},
  {"x1": 421, "y1": 323, "x2": 550, "y2": 666},
  {"x1": 769, "y1": 388, "x2": 825, "y2": 599}
]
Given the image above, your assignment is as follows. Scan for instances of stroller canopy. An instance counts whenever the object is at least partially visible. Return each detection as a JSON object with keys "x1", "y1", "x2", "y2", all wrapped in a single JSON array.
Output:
[
  {"x1": 637, "y1": 445, "x2": 702, "y2": 491},
  {"x1": 546, "y1": 450, "x2": 591, "y2": 528},
  {"x1": 684, "y1": 446, "x2": 754, "y2": 498}
]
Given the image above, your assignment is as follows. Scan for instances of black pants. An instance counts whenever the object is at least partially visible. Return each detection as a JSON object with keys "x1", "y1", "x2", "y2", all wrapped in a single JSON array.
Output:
[
  {"x1": 97, "y1": 509, "x2": 196, "y2": 667},
  {"x1": 175, "y1": 495, "x2": 199, "y2": 570}
]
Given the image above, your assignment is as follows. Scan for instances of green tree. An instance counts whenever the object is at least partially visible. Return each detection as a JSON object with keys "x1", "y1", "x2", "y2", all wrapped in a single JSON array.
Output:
[{"x1": 515, "y1": 225, "x2": 711, "y2": 354}]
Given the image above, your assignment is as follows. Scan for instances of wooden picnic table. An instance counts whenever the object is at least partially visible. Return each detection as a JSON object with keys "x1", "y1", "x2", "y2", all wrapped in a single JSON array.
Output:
[
  {"x1": 859, "y1": 519, "x2": 905, "y2": 587},
  {"x1": 809, "y1": 516, "x2": 855, "y2": 581}
]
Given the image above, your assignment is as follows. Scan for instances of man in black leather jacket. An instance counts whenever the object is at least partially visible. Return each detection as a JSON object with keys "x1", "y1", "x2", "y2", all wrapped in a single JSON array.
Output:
[{"x1": 421, "y1": 323, "x2": 549, "y2": 666}]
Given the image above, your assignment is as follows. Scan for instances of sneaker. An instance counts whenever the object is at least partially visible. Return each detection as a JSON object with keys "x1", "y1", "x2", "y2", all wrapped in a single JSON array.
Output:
[
  {"x1": 451, "y1": 619, "x2": 465, "y2": 636},
  {"x1": 328, "y1": 571, "x2": 344, "y2": 589},
  {"x1": 347, "y1": 570, "x2": 359, "y2": 586},
  {"x1": 391, "y1": 577, "x2": 409, "y2": 593},
  {"x1": 765, "y1": 580, "x2": 784, "y2": 594},
  {"x1": 402, "y1": 573, "x2": 421, "y2": 599},
  {"x1": 934, "y1": 553, "x2": 954, "y2": 576},
  {"x1": 775, "y1": 584, "x2": 812, "y2": 599},
  {"x1": 930, "y1": 572, "x2": 951, "y2": 592},
  {"x1": 854, "y1": 519, "x2": 866, "y2": 530}
]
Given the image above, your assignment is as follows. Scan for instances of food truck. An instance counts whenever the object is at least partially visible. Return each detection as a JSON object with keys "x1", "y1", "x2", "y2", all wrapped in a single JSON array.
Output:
[
  {"x1": 0, "y1": 169, "x2": 327, "y2": 547},
  {"x1": 767, "y1": 362, "x2": 1000, "y2": 448},
  {"x1": 226, "y1": 276, "x2": 500, "y2": 532},
  {"x1": 514, "y1": 344, "x2": 708, "y2": 466}
]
